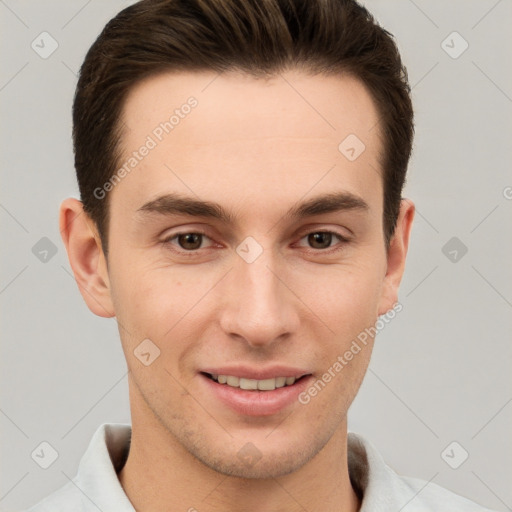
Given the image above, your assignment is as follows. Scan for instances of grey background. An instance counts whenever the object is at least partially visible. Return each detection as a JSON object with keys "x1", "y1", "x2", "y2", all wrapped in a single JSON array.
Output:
[{"x1": 1, "y1": 1, "x2": 511, "y2": 511}]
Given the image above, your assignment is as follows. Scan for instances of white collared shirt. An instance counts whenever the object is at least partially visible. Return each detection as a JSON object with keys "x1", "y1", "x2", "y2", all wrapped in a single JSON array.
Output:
[{"x1": 26, "y1": 423, "x2": 496, "y2": 511}]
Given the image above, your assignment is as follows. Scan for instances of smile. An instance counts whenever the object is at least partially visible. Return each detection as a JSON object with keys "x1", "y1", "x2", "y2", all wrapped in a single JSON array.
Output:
[{"x1": 204, "y1": 373, "x2": 306, "y2": 390}]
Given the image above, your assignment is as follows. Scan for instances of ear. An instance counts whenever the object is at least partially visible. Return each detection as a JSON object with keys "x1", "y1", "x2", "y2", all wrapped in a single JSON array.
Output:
[
  {"x1": 378, "y1": 199, "x2": 415, "y2": 315},
  {"x1": 59, "y1": 198, "x2": 115, "y2": 318}
]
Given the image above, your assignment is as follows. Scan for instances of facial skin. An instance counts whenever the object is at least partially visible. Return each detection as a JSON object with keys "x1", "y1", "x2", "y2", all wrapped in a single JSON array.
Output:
[{"x1": 61, "y1": 69, "x2": 414, "y2": 512}]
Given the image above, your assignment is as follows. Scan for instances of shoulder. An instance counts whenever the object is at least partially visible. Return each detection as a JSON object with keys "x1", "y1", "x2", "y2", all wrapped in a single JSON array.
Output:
[
  {"x1": 348, "y1": 432, "x2": 498, "y2": 512},
  {"x1": 24, "y1": 423, "x2": 132, "y2": 512},
  {"x1": 24, "y1": 481, "x2": 84, "y2": 512},
  {"x1": 398, "y1": 474, "x2": 497, "y2": 511}
]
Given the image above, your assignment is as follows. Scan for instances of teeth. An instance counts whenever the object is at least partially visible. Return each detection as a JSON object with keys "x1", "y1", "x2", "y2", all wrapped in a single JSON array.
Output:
[
  {"x1": 257, "y1": 378, "x2": 276, "y2": 391},
  {"x1": 226, "y1": 376, "x2": 239, "y2": 387},
  {"x1": 240, "y1": 378, "x2": 258, "y2": 390},
  {"x1": 211, "y1": 374, "x2": 298, "y2": 390},
  {"x1": 275, "y1": 377, "x2": 286, "y2": 388}
]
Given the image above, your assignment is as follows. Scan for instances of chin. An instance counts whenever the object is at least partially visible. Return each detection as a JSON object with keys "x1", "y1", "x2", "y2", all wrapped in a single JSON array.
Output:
[
  {"x1": 196, "y1": 445, "x2": 316, "y2": 479},
  {"x1": 178, "y1": 427, "x2": 329, "y2": 480}
]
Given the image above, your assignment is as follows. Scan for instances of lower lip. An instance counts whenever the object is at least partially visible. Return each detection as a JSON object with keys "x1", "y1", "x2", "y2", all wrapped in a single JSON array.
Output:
[{"x1": 200, "y1": 374, "x2": 313, "y2": 416}]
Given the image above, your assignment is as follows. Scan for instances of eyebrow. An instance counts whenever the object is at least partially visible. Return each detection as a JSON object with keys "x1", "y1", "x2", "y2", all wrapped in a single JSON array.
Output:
[{"x1": 136, "y1": 191, "x2": 369, "y2": 224}]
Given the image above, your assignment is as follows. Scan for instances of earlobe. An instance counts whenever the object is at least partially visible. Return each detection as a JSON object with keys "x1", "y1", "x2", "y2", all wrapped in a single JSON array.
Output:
[
  {"x1": 378, "y1": 199, "x2": 415, "y2": 316},
  {"x1": 59, "y1": 198, "x2": 115, "y2": 318}
]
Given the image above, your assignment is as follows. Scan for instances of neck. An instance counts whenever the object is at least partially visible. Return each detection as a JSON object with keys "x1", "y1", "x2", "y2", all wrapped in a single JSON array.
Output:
[{"x1": 118, "y1": 383, "x2": 361, "y2": 512}]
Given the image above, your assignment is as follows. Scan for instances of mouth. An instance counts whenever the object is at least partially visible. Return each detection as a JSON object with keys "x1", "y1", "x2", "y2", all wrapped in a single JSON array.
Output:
[
  {"x1": 201, "y1": 372, "x2": 310, "y2": 391},
  {"x1": 199, "y1": 370, "x2": 313, "y2": 416}
]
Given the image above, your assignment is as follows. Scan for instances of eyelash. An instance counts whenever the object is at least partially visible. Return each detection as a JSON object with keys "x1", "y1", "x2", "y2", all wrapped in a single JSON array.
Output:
[{"x1": 161, "y1": 230, "x2": 350, "y2": 255}]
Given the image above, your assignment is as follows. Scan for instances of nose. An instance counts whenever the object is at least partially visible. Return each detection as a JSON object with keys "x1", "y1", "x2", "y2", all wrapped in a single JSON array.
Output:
[{"x1": 218, "y1": 247, "x2": 299, "y2": 348}]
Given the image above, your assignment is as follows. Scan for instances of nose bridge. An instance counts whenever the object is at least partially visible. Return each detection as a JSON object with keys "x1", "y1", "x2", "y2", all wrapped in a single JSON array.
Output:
[{"x1": 219, "y1": 242, "x2": 298, "y2": 346}]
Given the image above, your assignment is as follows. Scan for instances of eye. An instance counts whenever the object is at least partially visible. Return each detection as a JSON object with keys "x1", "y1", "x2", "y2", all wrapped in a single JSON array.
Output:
[
  {"x1": 162, "y1": 232, "x2": 212, "y2": 251},
  {"x1": 297, "y1": 231, "x2": 348, "y2": 250}
]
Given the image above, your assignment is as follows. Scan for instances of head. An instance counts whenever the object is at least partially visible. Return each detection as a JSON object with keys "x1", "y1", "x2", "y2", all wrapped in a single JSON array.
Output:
[{"x1": 62, "y1": 0, "x2": 415, "y2": 479}]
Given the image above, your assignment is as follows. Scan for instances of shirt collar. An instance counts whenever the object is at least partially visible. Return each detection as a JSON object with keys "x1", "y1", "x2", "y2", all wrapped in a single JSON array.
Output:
[
  {"x1": 75, "y1": 423, "x2": 408, "y2": 511},
  {"x1": 347, "y1": 431, "x2": 414, "y2": 510},
  {"x1": 75, "y1": 422, "x2": 134, "y2": 511}
]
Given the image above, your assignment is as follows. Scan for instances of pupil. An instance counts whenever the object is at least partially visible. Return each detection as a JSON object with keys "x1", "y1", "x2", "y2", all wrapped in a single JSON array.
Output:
[
  {"x1": 309, "y1": 232, "x2": 331, "y2": 249},
  {"x1": 179, "y1": 233, "x2": 202, "y2": 250}
]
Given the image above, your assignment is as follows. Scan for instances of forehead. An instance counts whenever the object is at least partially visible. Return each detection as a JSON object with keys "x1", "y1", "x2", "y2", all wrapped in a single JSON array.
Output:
[{"x1": 112, "y1": 69, "x2": 382, "y2": 218}]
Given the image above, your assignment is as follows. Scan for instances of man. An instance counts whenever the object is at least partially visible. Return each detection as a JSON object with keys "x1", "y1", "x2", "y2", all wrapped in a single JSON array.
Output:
[{"x1": 26, "y1": 0, "x2": 497, "y2": 510}]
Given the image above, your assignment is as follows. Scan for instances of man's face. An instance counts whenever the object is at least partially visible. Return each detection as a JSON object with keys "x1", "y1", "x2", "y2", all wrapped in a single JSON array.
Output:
[{"x1": 103, "y1": 70, "x2": 398, "y2": 477}]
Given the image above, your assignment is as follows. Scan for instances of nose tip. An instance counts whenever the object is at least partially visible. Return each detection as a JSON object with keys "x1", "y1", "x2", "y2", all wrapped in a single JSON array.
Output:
[{"x1": 218, "y1": 256, "x2": 299, "y2": 348}]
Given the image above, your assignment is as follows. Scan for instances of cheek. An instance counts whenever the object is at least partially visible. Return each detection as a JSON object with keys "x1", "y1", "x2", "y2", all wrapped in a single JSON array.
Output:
[
  {"x1": 297, "y1": 262, "x2": 383, "y2": 339},
  {"x1": 301, "y1": 268, "x2": 379, "y2": 410},
  {"x1": 111, "y1": 261, "x2": 218, "y2": 349},
  {"x1": 110, "y1": 267, "x2": 205, "y2": 389},
  {"x1": 109, "y1": 261, "x2": 174, "y2": 341}
]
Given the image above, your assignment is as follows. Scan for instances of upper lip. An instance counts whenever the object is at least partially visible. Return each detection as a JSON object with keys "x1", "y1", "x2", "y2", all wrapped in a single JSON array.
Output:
[{"x1": 200, "y1": 365, "x2": 311, "y2": 380}]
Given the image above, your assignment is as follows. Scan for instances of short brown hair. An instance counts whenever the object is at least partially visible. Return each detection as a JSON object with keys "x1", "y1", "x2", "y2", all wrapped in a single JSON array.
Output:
[{"x1": 73, "y1": 0, "x2": 413, "y2": 256}]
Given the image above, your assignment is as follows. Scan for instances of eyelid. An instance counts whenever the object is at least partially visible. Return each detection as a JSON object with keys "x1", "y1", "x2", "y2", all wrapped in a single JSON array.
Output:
[
  {"x1": 295, "y1": 225, "x2": 352, "y2": 242},
  {"x1": 162, "y1": 229, "x2": 210, "y2": 238},
  {"x1": 295, "y1": 222, "x2": 353, "y2": 238}
]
